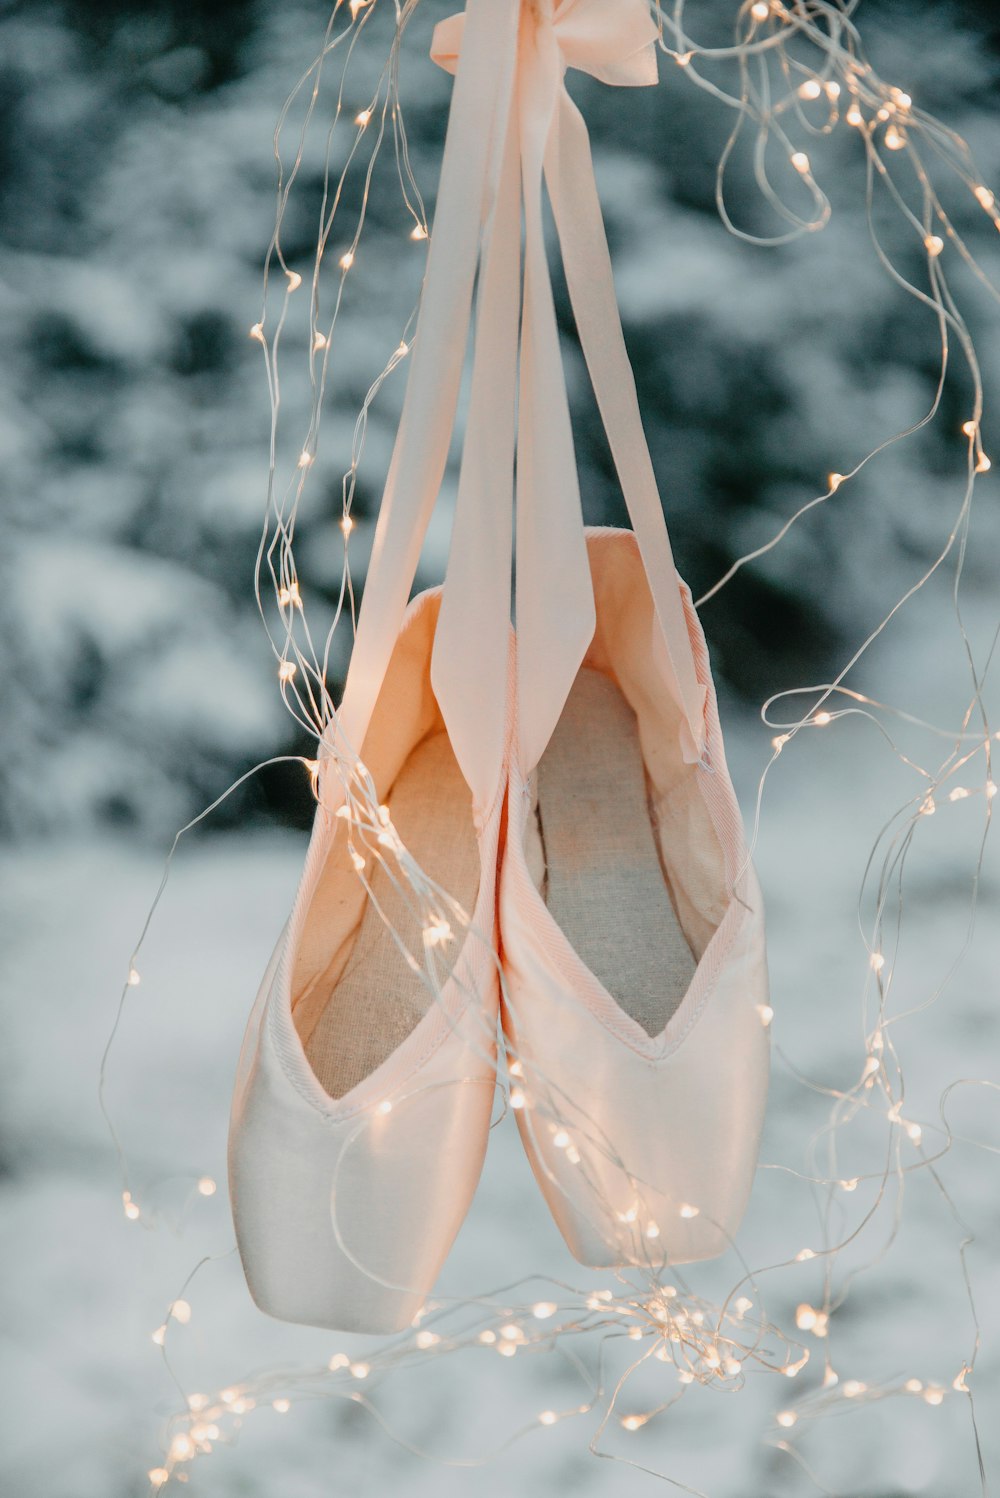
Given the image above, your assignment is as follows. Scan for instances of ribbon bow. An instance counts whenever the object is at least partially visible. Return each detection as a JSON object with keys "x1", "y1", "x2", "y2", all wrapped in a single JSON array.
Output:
[
  {"x1": 338, "y1": 0, "x2": 705, "y2": 812},
  {"x1": 431, "y1": 0, "x2": 659, "y2": 88}
]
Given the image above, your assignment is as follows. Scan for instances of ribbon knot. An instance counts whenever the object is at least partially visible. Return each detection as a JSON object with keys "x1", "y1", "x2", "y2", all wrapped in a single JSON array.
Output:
[{"x1": 432, "y1": 0, "x2": 659, "y2": 88}]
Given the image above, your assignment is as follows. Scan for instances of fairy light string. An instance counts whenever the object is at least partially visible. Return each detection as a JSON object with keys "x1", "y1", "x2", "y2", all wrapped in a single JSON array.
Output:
[{"x1": 93, "y1": 1, "x2": 1000, "y2": 1491}]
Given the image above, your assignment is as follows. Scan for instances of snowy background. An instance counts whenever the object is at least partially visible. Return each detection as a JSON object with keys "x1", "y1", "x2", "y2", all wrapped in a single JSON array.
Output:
[{"x1": 2, "y1": 0, "x2": 999, "y2": 1494}]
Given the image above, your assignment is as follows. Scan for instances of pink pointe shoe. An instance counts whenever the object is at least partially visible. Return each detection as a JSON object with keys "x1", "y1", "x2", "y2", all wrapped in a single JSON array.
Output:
[
  {"x1": 228, "y1": 588, "x2": 508, "y2": 1333},
  {"x1": 500, "y1": 528, "x2": 770, "y2": 1270}
]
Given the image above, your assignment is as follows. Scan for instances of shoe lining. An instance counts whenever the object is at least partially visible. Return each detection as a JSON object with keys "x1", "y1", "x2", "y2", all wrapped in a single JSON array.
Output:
[
  {"x1": 534, "y1": 668, "x2": 696, "y2": 1038},
  {"x1": 301, "y1": 731, "x2": 480, "y2": 1100}
]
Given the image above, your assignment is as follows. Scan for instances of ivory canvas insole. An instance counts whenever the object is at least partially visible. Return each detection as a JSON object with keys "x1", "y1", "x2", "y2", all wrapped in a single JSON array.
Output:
[
  {"x1": 535, "y1": 668, "x2": 696, "y2": 1037},
  {"x1": 305, "y1": 731, "x2": 480, "y2": 1100}
]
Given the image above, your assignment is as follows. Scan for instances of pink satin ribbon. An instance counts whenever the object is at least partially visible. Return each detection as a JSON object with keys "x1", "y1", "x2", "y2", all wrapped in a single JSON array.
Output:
[{"x1": 337, "y1": 0, "x2": 707, "y2": 810}]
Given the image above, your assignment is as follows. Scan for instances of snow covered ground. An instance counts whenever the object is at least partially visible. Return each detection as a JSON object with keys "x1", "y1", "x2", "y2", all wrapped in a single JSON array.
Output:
[{"x1": 2, "y1": 574, "x2": 998, "y2": 1498}]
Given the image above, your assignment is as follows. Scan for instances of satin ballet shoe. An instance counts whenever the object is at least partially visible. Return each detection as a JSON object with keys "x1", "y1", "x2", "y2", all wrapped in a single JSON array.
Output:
[
  {"x1": 500, "y1": 527, "x2": 770, "y2": 1270},
  {"x1": 228, "y1": 587, "x2": 508, "y2": 1334}
]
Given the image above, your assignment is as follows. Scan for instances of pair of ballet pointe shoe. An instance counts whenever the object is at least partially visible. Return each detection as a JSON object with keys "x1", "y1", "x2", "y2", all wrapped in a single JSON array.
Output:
[{"x1": 228, "y1": 529, "x2": 770, "y2": 1335}]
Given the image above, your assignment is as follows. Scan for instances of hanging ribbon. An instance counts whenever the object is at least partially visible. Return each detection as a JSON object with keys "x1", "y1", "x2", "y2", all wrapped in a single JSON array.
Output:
[
  {"x1": 429, "y1": 87, "x2": 522, "y2": 812},
  {"x1": 334, "y1": 0, "x2": 520, "y2": 804},
  {"x1": 432, "y1": 0, "x2": 708, "y2": 774},
  {"x1": 543, "y1": 59, "x2": 709, "y2": 766},
  {"x1": 339, "y1": 0, "x2": 706, "y2": 814}
]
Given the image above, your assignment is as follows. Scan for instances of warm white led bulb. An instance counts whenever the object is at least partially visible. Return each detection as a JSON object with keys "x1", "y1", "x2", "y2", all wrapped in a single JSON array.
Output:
[{"x1": 423, "y1": 917, "x2": 453, "y2": 949}]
